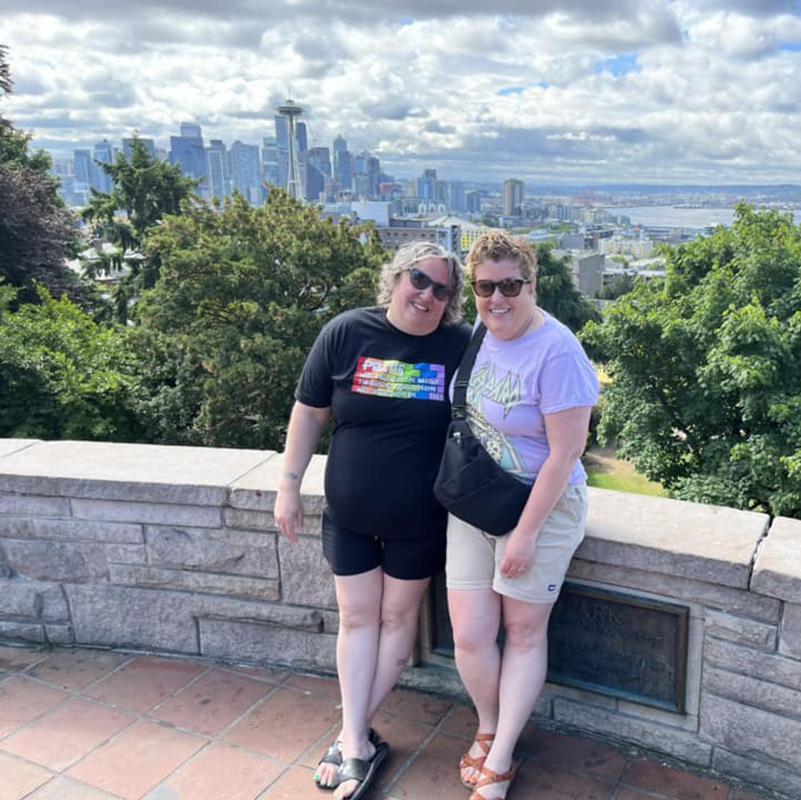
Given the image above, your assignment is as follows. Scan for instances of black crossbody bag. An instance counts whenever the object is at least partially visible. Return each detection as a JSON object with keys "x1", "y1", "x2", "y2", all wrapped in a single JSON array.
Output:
[{"x1": 433, "y1": 323, "x2": 532, "y2": 536}]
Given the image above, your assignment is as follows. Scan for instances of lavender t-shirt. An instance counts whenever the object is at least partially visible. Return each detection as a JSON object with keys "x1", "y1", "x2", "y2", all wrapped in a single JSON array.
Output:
[{"x1": 463, "y1": 313, "x2": 599, "y2": 485}]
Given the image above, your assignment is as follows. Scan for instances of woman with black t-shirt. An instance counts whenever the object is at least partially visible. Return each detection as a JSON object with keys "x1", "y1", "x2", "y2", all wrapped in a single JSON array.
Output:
[{"x1": 275, "y1": 241, "x2": 470, "y2": 800}]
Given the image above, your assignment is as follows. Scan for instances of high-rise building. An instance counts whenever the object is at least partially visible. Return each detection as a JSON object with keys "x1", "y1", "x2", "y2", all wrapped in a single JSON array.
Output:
[
  {"x1": 448, "y1": 180, "x2": 466, "y2": 212},
  {"x1": 261, "y1": 137, "x2": 281, "y2": 188},
  {"x1": 296, "y1": 121, "x2": 308, "y2": 155},
  {"x1": 333, "y1": 135, "x2": 352, "y2": 194},
  {"x1": 206, "y1": 139, "x2": 231, "y2": 201},
  {"x1": 170, "y1": 122, "x2": 208, "y2": 196},
  {"x1": 306, "y1": 146, "x2": 332, "y2": 202},
  {"x1": 353, "y1": 151, "x2": 379, "y2": 199},
  {"x1": 466, "y1": 190, "x2": 482, "y2": 214},
  {"x1": 92, "y1": 140, "x2": 114, "y2": 193},
  {"x1": 416, "y1": 169, "x2": 437, "y2": 202},
  {"x1": 73, "y1": 149, "x2": 92, "y2": 188},
  {"x1": 503, "y1": 178, "x2": 524, "y2": 217},
  {"x1": 229, "y1": 140, "x2": 262, "y2": 205}
]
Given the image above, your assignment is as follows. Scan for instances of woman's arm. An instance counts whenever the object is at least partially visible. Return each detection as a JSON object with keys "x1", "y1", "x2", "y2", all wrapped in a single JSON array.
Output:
[
  {"x1": 499, "y1": 405, "x2": 592, "y2": 578},
  {"x1": 274, "y1": 401, "x2": 331, "y2": 544}
]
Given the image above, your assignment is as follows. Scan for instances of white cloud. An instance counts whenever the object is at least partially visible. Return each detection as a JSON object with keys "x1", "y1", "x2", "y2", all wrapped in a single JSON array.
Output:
[{"x1": 2, "y1": 1, "x2": 801, "y2": 183}]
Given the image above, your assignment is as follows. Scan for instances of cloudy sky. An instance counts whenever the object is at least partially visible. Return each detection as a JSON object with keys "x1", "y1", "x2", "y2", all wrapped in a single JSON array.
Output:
[{"x1": 2, "y1": 0, "x2": 801, "y2": 185}]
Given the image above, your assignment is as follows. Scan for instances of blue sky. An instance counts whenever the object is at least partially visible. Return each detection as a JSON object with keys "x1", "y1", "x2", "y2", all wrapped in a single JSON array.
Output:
[{"x1": 2, "y1": 1, "x2": 801, "y2": 184}]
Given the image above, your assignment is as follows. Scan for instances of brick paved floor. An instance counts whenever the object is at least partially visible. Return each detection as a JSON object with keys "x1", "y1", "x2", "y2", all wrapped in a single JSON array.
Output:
[{"x1": 0, "y1": 644, "x2": 769, "y2": 800}]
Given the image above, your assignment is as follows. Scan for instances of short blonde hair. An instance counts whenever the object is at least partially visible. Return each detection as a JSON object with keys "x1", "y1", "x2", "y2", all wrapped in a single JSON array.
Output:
[
  {"x1": 465, "y1": 231, "x2": 537, "y2": 282},
  {"x1": 377, "y1": 241, "x2": 465, "y2": 326}
]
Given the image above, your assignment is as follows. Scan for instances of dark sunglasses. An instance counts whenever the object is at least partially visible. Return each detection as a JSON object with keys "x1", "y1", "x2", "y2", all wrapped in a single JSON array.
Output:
[
  {"x1": 406, "y1": 267, "x2": 453, "y2": 302},
  {"x1": 471, "y1": 278, "x2": 532, "y2": 298}
]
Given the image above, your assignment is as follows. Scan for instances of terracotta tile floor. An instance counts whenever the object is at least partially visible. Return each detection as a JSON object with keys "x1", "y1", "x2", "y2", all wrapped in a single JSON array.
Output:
[{"x1": 0, "y1": 644, "x2": 772, "y2": 800}]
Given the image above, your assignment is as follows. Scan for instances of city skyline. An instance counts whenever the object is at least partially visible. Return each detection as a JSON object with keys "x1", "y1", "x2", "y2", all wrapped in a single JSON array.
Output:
[{"x1": 3, "y1": 2, "x2": 801, "y2": 185}]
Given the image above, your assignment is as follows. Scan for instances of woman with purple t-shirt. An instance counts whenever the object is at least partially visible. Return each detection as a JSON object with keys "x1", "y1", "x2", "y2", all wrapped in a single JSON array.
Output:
[{"x1": 446, "y1": 231, "x2": 599, "y2": 800}]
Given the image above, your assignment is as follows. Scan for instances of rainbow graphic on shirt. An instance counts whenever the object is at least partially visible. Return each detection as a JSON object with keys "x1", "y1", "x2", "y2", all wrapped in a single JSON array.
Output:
[{"x1": 352, "y1": 357, "x2": 445, "y2": 401}]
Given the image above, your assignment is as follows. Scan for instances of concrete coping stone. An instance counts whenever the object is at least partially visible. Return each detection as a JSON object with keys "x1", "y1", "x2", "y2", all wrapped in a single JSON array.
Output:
[
  {"x1": 752, "y1": 517, "x2": 801, "y2": 603},
  {"x1": 580, "y1": 488, "x2": 769, "y2": 588},
  {"x1": 0, "y1": 440, "x2": 775, "y2": 588},
  {"x1": 0, "y1": 439, "x2": 41, "y2": 459},
  {"x1": 0, "y1": 439, "x2": 277, "y2": 506},
  {"x1": 229, "y1": 453, "x2": 327, "y2": 512}
]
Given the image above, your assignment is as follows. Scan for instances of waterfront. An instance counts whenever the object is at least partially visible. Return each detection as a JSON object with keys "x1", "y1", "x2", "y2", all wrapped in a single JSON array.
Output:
[{"x1": 608, "y1": 205, "x2": 801, "y2": 229}]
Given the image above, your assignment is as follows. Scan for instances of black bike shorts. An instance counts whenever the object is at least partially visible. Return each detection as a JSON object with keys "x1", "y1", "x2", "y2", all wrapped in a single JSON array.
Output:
[{"x1": 321, "y1": 508, "x2": 446, "y2": 580}]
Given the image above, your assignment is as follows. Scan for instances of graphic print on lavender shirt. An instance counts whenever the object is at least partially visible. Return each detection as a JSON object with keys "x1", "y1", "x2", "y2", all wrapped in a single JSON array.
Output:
[
  {"x1": 467, "y1": 362, "x2": 528, "y2": 475},
  {"x1": 352, "y1": 357, "x2": 446, "y2": 401}
]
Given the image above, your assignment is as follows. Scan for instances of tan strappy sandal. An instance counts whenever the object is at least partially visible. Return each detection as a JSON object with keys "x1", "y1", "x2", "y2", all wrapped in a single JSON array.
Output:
[
  {"x1": 459, "y1": 732, "x2": 495, "y2": 788},
  {"x1": 469, "y1": 762, "x2": 519, "y2": 800}
]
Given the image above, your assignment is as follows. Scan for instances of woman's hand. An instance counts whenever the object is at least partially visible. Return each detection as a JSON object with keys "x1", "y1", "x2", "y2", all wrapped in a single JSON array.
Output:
[
  {"x1": 275, "y1": 483, "x2": 303, "y2": 544},
  {"x1": 499, "y1": 529, "x2": 537, "y2": 578}
]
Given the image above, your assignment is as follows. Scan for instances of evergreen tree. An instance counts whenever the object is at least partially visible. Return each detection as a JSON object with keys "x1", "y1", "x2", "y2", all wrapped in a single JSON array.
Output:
[{"x1": 81, "y1": 136, "x2": 197, "y2": 322}]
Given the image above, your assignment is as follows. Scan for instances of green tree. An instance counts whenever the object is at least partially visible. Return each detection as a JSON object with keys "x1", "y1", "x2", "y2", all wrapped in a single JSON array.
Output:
[
  {"x1": 0, "y1": 283, "x2": 145, "y2": 440},
  {"x1": 0, "y1": 45, "x2": 85, "y2": 306},
  {"x1": 583, "y1": 205, "x2": 801, "y2": 517},
  {"x1": 595, "y1": 271, "x2": 636, "y2": 301},
  {"x1": 81, "y1": 136, "x2": 197, "y2": 322},
  {"x1": 131, "y1": 190, "x2": 385, "y2": 450}
]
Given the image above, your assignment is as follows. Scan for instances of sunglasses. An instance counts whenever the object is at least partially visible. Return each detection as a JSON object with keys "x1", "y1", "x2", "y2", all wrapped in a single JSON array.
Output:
[
  {"x1": 406, "y1": 268, "x2": 453, "y2": 302},
  {"x1": 471, "y1": 278, "x2": 532, "y2": 298}
]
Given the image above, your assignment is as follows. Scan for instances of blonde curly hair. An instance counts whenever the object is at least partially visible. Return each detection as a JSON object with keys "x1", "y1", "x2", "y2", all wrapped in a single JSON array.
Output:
[{"x1": 465, "y1": 231, "x2": 537, "y2": 282}]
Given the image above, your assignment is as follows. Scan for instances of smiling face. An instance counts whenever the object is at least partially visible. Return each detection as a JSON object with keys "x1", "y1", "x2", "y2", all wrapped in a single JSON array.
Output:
[
  {"x1": 386, "y1": 257, "x2": 450, "y2": 336},
  {"x1": 473, "y1": 257, "x2": 538, "y2": 341}
]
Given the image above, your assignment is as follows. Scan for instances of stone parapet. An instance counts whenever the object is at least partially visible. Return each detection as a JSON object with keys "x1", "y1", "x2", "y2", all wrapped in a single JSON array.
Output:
[{"x1": 1, "y1": 438, "x2": 800, "y2": 799}]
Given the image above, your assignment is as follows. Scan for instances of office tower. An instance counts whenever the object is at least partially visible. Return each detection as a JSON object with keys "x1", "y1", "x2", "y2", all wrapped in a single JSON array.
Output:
[
  {"x1": 262, "y1": 136, "x2": 281, "y2": 188},
  {"x1": 416, "y1": 168, "x2": 437, "y2": 202},
  {"x1": 296, "y1": 121, "x2": 308, "y2": 155},
  {"x1": 307, "y1": 147, "x2": 331, "y2": 178},
  {"x1": 367, "y1": 155, "x2": 381, "y2": 199},
  {"x1": 352, "y1": 152, "x2": 368, "y2": 198},
  {"x1": 466, "y1": 189, "x2": 481, "y2": 214},
  {"x1": 229, "y1": 140, "x2": 262, "y2": 205},
  {"x1": 73, "y1": 149, "x2": 92, "y2": 187},
  {"x1": 170, "y1": 122, "x2": 208, "y2": 196},
  {"x1": 92, "y1": 140, "x2": 114, "y2": 193},
  {"x1": 123, "y1": 137, "x2": 157, "y2": 161},
  {"x1": 306, "y1": 146, "x2": 331, "y2": 202},
  {"x1": 448, "y1": 180, "x2": 466, "y2": 212},
  {"x1": 351, "y1": 151, "x2": 380, "y2": 199},
  {"x1": 333, "y1": 135, "x2": 352, "y2": 194},
  {"x1": 206, "y1": 139, "x2": 231, "y2": 201},
  {"x1": 180, "y1": 122, "x2": 202, "y2": 139},
  {"x1": 503, "y1": 178, "x2": 524, "y2": 217}
]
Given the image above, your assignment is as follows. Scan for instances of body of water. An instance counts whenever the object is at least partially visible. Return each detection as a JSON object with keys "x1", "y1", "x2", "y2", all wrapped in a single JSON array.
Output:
[{"x1": 607, "y1": 205, "x2": 801, "y2": 229}]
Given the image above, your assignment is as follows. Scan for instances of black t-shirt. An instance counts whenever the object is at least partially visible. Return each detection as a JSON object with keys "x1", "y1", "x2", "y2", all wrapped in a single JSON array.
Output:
[{"x1": 296, "y1": 306, "x2": 471, "y2": 539}]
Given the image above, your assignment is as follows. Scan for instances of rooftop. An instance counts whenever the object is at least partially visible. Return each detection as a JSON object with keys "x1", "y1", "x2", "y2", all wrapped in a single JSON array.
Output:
[{"x1": 0, "y1": 643, "x2": 763, "y2": 800}]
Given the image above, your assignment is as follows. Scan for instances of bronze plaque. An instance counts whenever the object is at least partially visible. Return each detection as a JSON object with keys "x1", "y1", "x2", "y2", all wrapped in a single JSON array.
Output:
[{"x1": 547, "y1": 583, "x2": 689, "y2": 713}]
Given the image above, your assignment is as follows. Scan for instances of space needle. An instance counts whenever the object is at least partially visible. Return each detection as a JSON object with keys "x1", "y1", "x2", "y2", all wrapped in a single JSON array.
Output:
[{"x1": 277, "y1": 98, "x2": 304, "y2": 201}]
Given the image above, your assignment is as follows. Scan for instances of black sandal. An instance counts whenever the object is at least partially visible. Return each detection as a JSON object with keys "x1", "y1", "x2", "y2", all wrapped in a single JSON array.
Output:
[
  {"x1": 314, "y1": 729, "x2": 382, "y2": 791},
  {"x1": 335, "y1": 741, "x2": 389, "y2": 800}
]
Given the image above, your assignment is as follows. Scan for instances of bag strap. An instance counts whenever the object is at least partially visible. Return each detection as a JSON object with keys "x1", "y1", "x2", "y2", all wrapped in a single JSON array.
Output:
[{"x1": 452, "y1": 323, "x2": 487, "y2": 418}]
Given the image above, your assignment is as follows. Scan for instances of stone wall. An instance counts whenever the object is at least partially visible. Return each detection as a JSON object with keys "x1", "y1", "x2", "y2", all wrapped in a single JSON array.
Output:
[{"x1": 1, "y1": 438, "x2": 800, "y2": 798}]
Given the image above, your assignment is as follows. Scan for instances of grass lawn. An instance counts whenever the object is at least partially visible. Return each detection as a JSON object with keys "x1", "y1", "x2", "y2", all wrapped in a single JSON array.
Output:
[{"x1": 583, "y1": 446, "x2": 664, "y2": 497}]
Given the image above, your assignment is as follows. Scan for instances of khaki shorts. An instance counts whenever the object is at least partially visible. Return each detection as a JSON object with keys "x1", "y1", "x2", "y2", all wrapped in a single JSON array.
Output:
[{"x1": 446, "y1": 484, "x2": 588, "y2": 604}]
